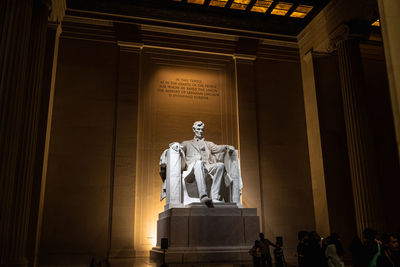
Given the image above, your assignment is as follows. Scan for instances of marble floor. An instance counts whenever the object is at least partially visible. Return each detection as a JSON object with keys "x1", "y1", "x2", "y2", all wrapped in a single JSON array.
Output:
[
  {"x1": 107, "y1": 258, "x2": 297, "y2": 267},
  {"x1": 39, "y1": 256, "x2": 305, "y2": 267},
  {"x1": 109, "y1": 258, "x2": 252, "y2": 267}
]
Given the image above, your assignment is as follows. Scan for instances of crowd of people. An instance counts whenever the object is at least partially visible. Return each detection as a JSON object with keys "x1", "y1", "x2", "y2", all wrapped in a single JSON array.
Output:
[
  {"x1": 249, "y1": 233, "x2": 287, "y2": 267},
  {"x1": 249, "y1": 228, "x2": 400, "y2": 267},
  {"x1": 349, "y1": 228, "x2": 400, "y2": 267},
  {"x1": 297, "y1": 228, "x2": 400, "y2": 267},
  {"x1": 297, "y1": 231, "x2": 344, "y2": 267}
]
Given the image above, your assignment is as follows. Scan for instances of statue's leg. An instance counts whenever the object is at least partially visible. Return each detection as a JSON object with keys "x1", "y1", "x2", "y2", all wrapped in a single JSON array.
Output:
[
  {"x1": 208, "y1": 162, "x2": 224, "y2": 200},
  {"x1": 193, "y1": 160, "x2": 208, "y2": 198}
]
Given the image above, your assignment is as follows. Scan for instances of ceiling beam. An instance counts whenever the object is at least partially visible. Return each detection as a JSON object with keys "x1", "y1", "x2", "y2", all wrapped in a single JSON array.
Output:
[
  {"x1": 286, "y1": 1, "x2": 299, "y2": 17},
  {"x1": 203, "y1": 0, "x2": 211, "y2": 6},
  {"x1": 246, "y1": 0, "x2": 257, "y2": 11},
  {"x1": 225, "y1": 0, "x2": 234, "y2": 9},
  {"x1": 266, "y1": 0, "x2": 278, "y2": 15}
]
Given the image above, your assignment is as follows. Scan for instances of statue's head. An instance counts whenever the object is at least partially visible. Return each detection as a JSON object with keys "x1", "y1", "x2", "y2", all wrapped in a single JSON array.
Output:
[{"x1": 192, "y1": 121, "x2": 204, "y2": 139}]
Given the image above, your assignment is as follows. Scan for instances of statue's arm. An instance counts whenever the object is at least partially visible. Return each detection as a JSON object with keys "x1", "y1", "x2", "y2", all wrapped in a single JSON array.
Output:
[
  {"x1": 159, "y1": 149, "x2": 168, "y2": 182},
  {"x1": 179, "y1": 142, "x2": 187, "y2": 170},
  {"x1": 159, "y1": 149, "x2": 168, "y2": 201},
  {"x1": 208, "y1": 141, "x2": 235, "y2": 154},
  {"x1": 179, "y1": 141, "x2": 187, "y2": 153}
]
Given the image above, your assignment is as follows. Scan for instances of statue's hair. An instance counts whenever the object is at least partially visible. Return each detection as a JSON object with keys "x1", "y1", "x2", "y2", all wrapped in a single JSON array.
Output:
[{"x1": 192, "y1": 121, "x2": 204, "y2": 129}]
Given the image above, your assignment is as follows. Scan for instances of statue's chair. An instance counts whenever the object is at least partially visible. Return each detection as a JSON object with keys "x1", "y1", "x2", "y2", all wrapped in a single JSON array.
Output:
[{"x1": 159, "y1": 142, "x2": 243, "y2": 209}]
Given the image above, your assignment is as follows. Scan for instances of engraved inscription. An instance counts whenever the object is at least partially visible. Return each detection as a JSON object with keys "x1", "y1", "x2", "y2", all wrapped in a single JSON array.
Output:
[{"x1": 158, "y1": 78, "x2": 219, "y2": 100}]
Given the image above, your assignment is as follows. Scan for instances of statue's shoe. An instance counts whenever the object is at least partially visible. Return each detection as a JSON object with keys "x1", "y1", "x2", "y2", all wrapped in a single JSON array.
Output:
[{"x1": 200, "y1": 196, "x2": 212, "y2": 205}]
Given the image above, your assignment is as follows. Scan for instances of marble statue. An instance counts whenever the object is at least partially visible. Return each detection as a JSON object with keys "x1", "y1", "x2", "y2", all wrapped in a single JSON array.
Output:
[{"x1": 159, "y1": 121, "x2": 243, "y2": 207}]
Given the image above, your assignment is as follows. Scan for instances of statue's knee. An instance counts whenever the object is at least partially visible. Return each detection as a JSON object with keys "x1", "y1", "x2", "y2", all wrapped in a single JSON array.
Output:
[
  {"x1": 194, "y1": 160, "x2": 204, "y2": 169},
  {"x1": 216, "y1": 162, "x2": 224, "y2": 170}
]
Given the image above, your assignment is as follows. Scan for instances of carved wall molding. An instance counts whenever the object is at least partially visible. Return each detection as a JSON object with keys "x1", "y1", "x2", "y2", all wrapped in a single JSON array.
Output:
[
  {"x1": 117, "y1": 41, "x2": 144, "y2": 53},
  {"x1": 141, "y1": 24, "x2": 237, "y2": 42},
  {"x1": 261, "y1": 38, "x2": 298, "y2": 49},
  {"x1": 258, "y1": 44, "x2": 299, "y2": 62},
  {"x1": 63, "y1": 15, "x2": 114, "y2": 27},
  {"x1": 61, "y1": 16, "x2": 116, "y2": 44},
  {"x1": 298, "y1": 0, "x2": 378, "y2": 55},
  {"x1": 233, "y1": 53, "x2": 257, "y2": 63},
  {"x1": 61, "y1": 12, "x2": 299, "y2": 62}
]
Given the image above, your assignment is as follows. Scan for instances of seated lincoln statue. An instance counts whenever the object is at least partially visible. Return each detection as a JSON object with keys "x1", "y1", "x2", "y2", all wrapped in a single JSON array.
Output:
[{"x1": 159, "y1": 121, "x2": 242, "y2": 207}]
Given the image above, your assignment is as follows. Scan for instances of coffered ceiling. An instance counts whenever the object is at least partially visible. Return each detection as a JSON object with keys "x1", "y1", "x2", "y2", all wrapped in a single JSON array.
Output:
[{"x1": 67, "y1": 0, "x2": 331, "y2": 36}]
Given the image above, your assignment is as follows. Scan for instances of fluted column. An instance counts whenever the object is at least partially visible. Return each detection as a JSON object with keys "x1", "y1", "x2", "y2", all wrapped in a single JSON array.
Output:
[
  {"x1": 0, "y1": 0, "x2": 34, "y2": 265},
  {"x1": 8, "y1": 3, "x2": 49, "y2": 265},
  {"x1": 333, "y1": 24, "x2": 386, "y2": 236},
  {"x1": 0, "y1": 0, "x2": 65, "y2": 266},
  {"x1": 2, "y1": 2, "x2": 49, "y2": 266},
  {"x1": 27, "y1": 17, "x2": 64, "y2": 267}
]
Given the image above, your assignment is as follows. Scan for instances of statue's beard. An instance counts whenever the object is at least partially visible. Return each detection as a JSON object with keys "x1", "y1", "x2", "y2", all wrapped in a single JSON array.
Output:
[{"x1": 194, "y1": 131, "x2": 203, "y2": 139}]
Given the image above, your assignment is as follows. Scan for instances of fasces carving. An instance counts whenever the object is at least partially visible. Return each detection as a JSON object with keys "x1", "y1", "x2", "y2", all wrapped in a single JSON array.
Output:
[{"x1": 159, "y1": 121, "x2": 243, "y2": 208}]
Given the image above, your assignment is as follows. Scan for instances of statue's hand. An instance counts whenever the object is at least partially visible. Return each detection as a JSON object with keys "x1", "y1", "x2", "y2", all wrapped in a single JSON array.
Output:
[
  {"x1": 169, "y1": 142, "x2": 181, "y2": 152},
  {"x1": 226, "y1": 145, "x2": 235, "y2": 152}
]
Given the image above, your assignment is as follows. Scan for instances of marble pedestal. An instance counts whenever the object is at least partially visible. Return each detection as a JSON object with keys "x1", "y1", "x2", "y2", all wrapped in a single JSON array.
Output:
[{"x1": 150, "y1": 203, "x2": 260, "y2": 264}]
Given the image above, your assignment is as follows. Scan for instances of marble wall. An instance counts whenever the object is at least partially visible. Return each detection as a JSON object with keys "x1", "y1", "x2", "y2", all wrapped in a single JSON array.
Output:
[
  {"x1": 361, "y1": 48, "x2": 400, "y2": 230},
  {"x1": 135, "y1": 48, "x2": 238, "y2": 254},
  {"x1": 40, "y1": 39, "x2": 118, "y2": 263},
  {"x1": 40, "y1": 33, "x2": 315, "y2": 263},
  {"x1": 39, "y1": 18, "x2": 399, "y2": 265},
  {"x1": 255, "y1": 58, "x2": 315, "y2": 259}
]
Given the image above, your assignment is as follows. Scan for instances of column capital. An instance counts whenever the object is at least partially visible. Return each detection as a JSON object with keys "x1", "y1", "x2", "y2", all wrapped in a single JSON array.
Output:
[
  {"x1": 302, "y1": 50, "x2": 313, "y2": 64},
  {"x1": 329, "y1": 20, "x2": 371, "y2": 52},
  {"x1": 47, "y1": 0, "x2": 66, "y2": 23}
]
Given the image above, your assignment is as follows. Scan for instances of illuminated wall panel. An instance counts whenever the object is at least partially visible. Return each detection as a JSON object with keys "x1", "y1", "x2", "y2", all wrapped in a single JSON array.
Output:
[{"x1": 134, "y1": 48, "x2": 238, "y2": 254}]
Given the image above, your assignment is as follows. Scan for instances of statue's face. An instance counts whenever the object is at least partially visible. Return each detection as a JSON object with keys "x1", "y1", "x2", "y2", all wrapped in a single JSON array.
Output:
[{"x1": 193, "y1": 125, "x2": 204, "y2": 139}]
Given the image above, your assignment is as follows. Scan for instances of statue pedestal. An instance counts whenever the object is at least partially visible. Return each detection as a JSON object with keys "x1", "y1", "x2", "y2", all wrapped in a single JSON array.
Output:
[{"x1": 150, "y1": 203, "x2": 260, "y2": 264}]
